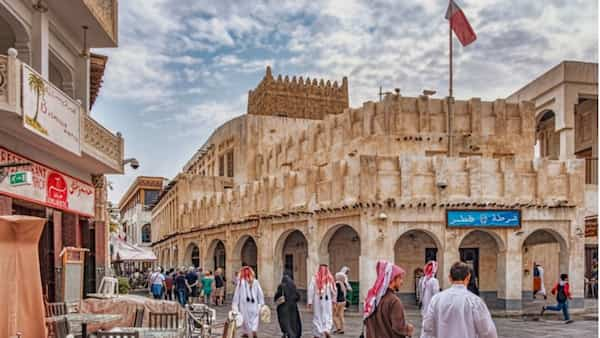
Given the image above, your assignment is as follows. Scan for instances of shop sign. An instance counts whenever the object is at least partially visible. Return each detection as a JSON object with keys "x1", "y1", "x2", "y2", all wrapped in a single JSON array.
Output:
[
  {"x1": 9, "y1": 171, "x2": 32, "y2": 186},
  {"x1": 22, "y1": 64, "x2": 81, "y2": 155},
  {"x1": 0, "y1": 147, "x2": 94, "y2": 216},
  {"x1": 446, "y1": 209, "x2": 521, "y2": 228}
]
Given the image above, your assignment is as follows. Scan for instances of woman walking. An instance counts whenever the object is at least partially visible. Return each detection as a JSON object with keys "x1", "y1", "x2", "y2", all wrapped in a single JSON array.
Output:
[
  {"x1": 275, "y1": 274, "x2": 302, "y2": 338},
  {"x1": 201, "y1": 271, "x2": 214, "y2": 304},
  {"x1": 333, "y1": 267, "x2": 351, "y2": 334}
]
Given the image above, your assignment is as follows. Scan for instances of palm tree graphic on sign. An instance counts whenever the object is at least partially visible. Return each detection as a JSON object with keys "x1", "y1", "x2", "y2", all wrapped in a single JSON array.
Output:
[{"x1": 25, "y1": 71, "x2": 48, "y2": 135}]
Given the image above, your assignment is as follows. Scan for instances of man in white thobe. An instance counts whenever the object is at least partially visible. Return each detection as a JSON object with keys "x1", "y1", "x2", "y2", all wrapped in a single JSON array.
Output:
[
  {"x1": 308, "y1": 264, "x2": 336, "y2": 338},
  {"x1": 422, "y1": 261, "x2": 497, "y2": 338},
  {"x1": 420, "y1": 261, "x2": 440, "y2": 318},
  {"x1": 232, "y1": 266, "x2": 264, "y2": 338}
]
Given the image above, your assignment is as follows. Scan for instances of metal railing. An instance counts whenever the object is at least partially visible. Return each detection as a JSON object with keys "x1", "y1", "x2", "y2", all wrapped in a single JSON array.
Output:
[{"x1": 585, "y1": 158, "x2": 598, "y2": 185}]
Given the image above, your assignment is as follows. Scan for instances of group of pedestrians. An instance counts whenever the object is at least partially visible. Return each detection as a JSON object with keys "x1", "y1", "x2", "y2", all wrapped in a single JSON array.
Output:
[
  {"x1": 147, "y1": 266, "x2": 227, "y2": 307},
  {"x1": 149, "y1": 259, "x2": 575, "y2": 337}
]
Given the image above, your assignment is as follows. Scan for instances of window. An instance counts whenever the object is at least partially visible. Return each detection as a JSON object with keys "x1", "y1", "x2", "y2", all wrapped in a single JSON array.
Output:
[
  {"x1": 144, "y1": 190, "x2": 159, "y2": 206},
  {"x1": 226, "y1": 150, "x2": 234, "y2": 177},
  {"x1": 141, "y1": 224, "x2": 151, "y2": 243},
  {"x1": 219, "y1": 155, "x2": 225, "y2": 176}
]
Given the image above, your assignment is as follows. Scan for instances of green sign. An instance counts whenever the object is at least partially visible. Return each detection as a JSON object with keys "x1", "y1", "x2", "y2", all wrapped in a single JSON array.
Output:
[{"x1": 9, "y1": 171, "x2": 31, "y2": 186}]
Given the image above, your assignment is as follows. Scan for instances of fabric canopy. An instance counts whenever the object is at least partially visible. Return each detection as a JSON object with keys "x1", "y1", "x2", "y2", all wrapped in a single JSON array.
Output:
[
  {"x1": 110, "y1": 234, "x2": 157, "y2": 262},
  {"x1": 0, "y1": 215, "x2": 47, "y2": 338}
]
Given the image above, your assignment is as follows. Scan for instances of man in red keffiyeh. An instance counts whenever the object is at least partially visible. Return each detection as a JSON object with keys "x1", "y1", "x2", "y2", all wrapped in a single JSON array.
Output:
[
  {"x1": 308, "y1": 264, "x2": 337, "y2": 337},
  {"x1": 364, "y1": 260, "x2": 413, "y2": 338},
  {"x1": 419, "y1": 261, "x2": 440, "y2": 319},
  {"x1": 232, "y1": 266, "x2": 264, "y2": 338}
]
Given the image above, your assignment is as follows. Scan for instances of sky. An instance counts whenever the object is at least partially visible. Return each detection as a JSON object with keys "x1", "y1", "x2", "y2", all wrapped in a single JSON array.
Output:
[{"x1": 91, "y1": 0, "x2": 598, "y2": 204}]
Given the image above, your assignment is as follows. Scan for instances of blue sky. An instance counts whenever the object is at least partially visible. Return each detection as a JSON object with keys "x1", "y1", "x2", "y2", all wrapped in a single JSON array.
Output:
[{"x1": 91, "y1": 0, "x2": 598, "y2": 203}]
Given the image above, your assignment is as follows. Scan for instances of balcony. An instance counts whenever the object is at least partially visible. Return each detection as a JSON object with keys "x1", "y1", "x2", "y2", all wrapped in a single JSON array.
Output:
[
  {"x1": 0, "y1": 51, "x2": 124, "y2": 174},
  {"x1": 48, "y1": 0, "x2": 118, "y2": 48}
]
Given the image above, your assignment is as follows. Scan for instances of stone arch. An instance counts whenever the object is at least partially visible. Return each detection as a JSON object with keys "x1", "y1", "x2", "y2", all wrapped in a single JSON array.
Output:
[
  {"x1": 141, "y1": 223, "x2": 151, "y2": 244},
  {"x1": 0, "y1": 5, "x2": 30, "y2": 62},
  {"x1": 274, "y1": 229, "x2": 309, "y2": 290},
  {"x1": 521, "y1": 228, "x2": 570, "y2": 298},
  {"x1": 184, "y1": 241, "x2": 201, "y2": 268},
  {"x1": 232, "y1": 235, "x2": 259, "y2": 277},
  {"x1": 205, "y1": 239, "x2": 227, "y2": 273},
  {"x1": 394, "y1": 229, "x2": 443, "y2": 296},
  {"x1": 458, "y1": 229, "x2": 505, "y2": 305},
  {"x1": 319, "y1": 224, "x2": 361, "y2": 284},
  {"x1": 536, "y1": 110, "x2": 559, "y2": 159}
]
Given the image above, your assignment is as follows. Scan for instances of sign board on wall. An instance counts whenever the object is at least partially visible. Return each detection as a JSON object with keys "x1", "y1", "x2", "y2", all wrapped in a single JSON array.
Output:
[
  {"x1": 0, "y1": 147, "x2": 94, "y2": 216},
  {"x1": 22, "y1": 64, "x2": 82, "y2": 155},
  {"x1": 446, "y1": 209, "x2": 521, "y2": 228}
]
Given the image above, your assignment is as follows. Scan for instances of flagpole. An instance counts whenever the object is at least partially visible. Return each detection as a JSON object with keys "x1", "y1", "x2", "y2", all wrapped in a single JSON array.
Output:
[{"x1": 448, "y1": 7, "x2": 454, "y2": 157}]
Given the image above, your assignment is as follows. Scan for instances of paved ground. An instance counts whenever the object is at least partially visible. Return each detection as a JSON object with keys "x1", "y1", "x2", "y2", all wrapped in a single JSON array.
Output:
[{"x1": 208, "y1": 301, "x2": 598, "y2": 338}]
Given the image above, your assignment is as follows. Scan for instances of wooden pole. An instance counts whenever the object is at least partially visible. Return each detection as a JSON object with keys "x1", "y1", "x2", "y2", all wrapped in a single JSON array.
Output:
[{"x1": 448, "y1": 12, "x2": 454, "y2": 157}]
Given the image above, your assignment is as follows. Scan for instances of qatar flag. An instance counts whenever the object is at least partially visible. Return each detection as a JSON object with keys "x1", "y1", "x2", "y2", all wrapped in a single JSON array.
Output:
[{"x1": 445, "y1": 0, "x2": 477, "y2": 46}]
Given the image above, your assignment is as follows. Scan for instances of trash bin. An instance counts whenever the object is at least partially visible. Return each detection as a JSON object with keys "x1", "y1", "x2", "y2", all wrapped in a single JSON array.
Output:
[{"x1": 346, "y1": 281, "x2": 359, "y2": 305}]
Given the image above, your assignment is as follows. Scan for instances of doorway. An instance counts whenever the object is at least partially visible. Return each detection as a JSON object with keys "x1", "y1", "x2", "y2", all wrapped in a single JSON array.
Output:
[
  {"x1": 460, "y1": 248, "x2": 480, "y2": 294},
  {"x1": 285, "y1": 254, "x2": 294, "y2": 280}
]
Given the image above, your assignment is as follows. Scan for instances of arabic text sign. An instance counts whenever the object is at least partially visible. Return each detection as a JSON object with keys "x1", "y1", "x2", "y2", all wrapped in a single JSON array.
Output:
[
  {"x1": 22, "y1": 64, "x2": 81, "y2": 155},
  {"x1": 447, "y1": 209, "x2": 521, "y2": 228},
  {"x1": 0, "y1": 147, "x2": 94, "y2": 216}
]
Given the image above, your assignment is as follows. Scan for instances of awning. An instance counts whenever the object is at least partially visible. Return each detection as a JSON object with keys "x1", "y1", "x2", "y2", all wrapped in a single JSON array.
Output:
[{"x1": 110, "y1": 234, "x2": 157, "y2": 262}]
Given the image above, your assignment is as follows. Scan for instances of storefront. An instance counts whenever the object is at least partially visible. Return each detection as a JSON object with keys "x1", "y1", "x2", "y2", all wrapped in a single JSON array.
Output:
[{"x1": 0, "y1": 146, "x2": 99, "y2": 301}]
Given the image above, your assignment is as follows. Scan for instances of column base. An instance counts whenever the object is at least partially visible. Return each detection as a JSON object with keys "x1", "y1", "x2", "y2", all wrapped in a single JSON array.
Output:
[{"x1": 496, "y1": 298, "x2": 522, "y2": 311}]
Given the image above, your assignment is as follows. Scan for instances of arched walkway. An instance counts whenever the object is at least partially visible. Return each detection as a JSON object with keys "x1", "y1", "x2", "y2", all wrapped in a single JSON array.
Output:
[
  {"x1": 232, "y1": 235, "x2": 259, "y2": 277},
  {"x1": 205, "y1": 240, "x2": 227, "y2": 273},
  {"x1": 521, "y1": 229, "x2": 569, "y2": 300},
  {"x1": 394, "y1": 230, "x2": 442, "y2": 297},
  {"x1": 184, "y1": 242, "x2": 201, "y2": 268},
  {"x1": 274, "y1": 230, "x2": 308, "y2": 290},
  {"x1": 321, "y1": 225, "x2": 361, "y2": 286},
  {"x1": 459, "y1": 230, "x2": 504, "y2": 305}
]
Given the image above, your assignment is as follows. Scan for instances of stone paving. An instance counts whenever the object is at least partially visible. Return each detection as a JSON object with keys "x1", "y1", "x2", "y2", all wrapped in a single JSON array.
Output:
[{"x1": 208, "y1": 302, "x2": 598, "y2": 338}]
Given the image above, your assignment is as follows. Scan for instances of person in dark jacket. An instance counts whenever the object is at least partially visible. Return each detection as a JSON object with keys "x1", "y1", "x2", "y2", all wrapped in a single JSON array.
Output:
[
  {"x1": 364, "y1": 260, "x2": 414, "y2": 338},
  {"x1": 274, "y1": 274, "x2": 302, "y2": 338},
  {"x1": 541, "y1": 273, "x2": 573, "y2": 323}
]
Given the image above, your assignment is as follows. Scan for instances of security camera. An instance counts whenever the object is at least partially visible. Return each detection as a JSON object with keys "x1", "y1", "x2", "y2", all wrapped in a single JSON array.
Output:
[
  {"x1": 436, "y1": 182, "x2": 448, "y2": 189},
  {"x1": 123, "y1": 158, "x2": 140, "y2": 170}
]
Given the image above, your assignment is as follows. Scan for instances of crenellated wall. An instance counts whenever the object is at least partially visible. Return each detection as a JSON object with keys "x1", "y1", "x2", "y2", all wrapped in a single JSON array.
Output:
[
  {"x1": 248, "y1": 66, "x2": 349, "y2": 119},
  {"x1": 252, "y1": 93, "x2": 536, "y2": 180},
  {"x1": 177, "y1": 155, "x2": 584, "y2": 230}
]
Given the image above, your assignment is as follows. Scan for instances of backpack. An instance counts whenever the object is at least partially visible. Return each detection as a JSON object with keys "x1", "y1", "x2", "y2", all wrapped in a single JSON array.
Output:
[{"x1": 556, "y1": 284, "x2": 567, "y2": 302}]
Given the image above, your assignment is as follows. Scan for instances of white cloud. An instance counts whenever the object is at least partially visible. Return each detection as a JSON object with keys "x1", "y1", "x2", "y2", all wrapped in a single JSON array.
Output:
[{"x1": 99, "y1": 0, "x2": 597, "y2": 202}]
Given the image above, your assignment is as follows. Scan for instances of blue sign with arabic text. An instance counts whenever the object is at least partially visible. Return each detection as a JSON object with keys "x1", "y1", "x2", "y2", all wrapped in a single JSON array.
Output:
[{"x1": 446, "y1": 209, "x2": 520, "y2": 228}]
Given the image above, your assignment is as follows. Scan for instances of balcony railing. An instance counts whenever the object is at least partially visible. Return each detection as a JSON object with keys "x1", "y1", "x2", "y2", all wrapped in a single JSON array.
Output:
[
  {"x1": 82, "y1": 114, "x2": 124, "y2": 171},
  {"x1": 1, "y1": 50, "x2": 123, "y2": 173},
  {"x1": 585, "y1": 158, "x2": 598, "y2": 185}
]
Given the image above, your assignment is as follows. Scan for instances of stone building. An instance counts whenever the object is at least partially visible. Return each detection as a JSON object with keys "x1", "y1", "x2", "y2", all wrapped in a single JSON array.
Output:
[
  {"x1": 118, "y1": 176, "x2": 167, "y2": 246},
  {"x1": 507, "y1": 61, "x2": 598, "y2": 288},
  {"x1": 152, "y1": 67, "x2": 587, "y2": 312},
  {"x1": 0, "y1": 0, "x2": 124, "y2": 301}
]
